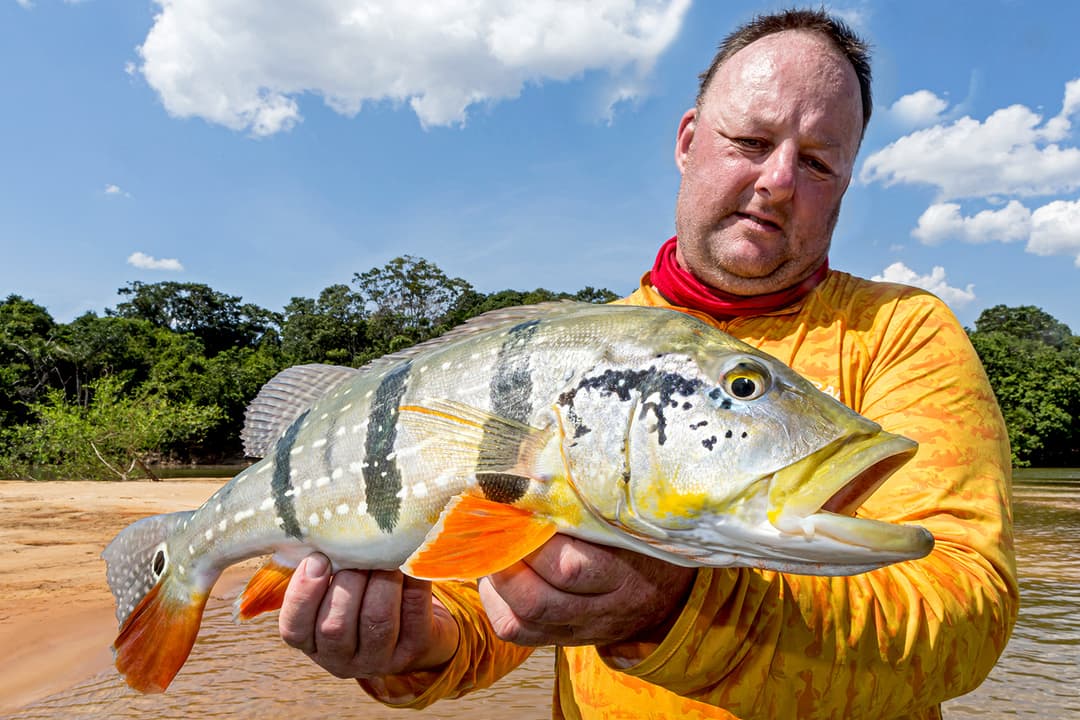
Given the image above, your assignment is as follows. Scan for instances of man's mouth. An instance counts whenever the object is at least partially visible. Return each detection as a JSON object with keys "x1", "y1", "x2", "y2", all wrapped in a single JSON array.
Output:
[{"x1": 735, "y1": 212, "x2": 782, "y2": 232}]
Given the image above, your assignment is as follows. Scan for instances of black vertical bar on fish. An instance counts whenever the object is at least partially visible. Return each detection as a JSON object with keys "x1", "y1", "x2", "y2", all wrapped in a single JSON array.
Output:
[
  {"x1": 479, "y1": 319, "x2": 540, "y2": 504},
  {"x1": 363, "y1": 362, "x2": 411, "y2": 533},
  {"x1": 272, "y1": 410, "x2": 309, "y2": 540}
]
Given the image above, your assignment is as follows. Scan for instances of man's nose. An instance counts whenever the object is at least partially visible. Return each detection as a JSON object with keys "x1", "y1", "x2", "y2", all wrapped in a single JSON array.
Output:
[{"x1": 755, "y1": 143, "x2": 797, "y2": 202}]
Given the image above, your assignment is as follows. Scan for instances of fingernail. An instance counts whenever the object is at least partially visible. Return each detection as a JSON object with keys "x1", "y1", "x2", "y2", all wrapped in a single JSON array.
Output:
[{"x1": 304, "y1": 553, "x2": 329, "y2": 578}]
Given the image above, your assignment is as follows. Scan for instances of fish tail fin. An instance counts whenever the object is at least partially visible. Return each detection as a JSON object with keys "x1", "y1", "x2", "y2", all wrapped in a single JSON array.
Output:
[
  {"x1": 102, "y1": 510, "x2": 215, "y2": 693},
  {"x1": 234, "y1": 555, "x2": 297, "y2": 621}
]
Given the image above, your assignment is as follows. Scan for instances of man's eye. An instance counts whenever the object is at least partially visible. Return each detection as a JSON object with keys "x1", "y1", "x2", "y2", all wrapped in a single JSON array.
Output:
[{"x1": 804, "y1": 157, "x2": 832, "y2": 174}]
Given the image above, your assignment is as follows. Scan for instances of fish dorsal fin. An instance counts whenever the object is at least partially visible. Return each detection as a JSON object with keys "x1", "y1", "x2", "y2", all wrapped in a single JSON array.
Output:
[
  {"x1": 361, "y1": 301, "x2": 589, "y2": 373},
  {"x1": 241, "y1": 363, "x2": 360, "y2": 458}
]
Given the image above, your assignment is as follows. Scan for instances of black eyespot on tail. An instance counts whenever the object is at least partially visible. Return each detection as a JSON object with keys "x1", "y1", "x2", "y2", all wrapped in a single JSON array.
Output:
[{"x1": 152, "y1": 549, "x2": 166, "y2": 576}]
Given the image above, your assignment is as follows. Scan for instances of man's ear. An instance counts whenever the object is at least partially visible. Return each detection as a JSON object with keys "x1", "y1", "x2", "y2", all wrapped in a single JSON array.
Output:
[{"x1": 674, "y1": 108, "x2": 697, "y2": 174}]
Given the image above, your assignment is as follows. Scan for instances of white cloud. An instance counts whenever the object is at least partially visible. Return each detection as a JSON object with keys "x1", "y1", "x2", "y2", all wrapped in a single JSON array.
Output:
[
  {"x1": 886, "y1": 90, "x2": 949, "y2": 128},
  {"x1": 127, "y1": 252, "x2": 184, "y2": 272},
  {"x1": 104, "y1": 184, "x2": 132, "y2": 198},
  {"x1": 908, "y1": 198, "x2": 1080, "y2": 267},
  {"x1": 860, "y1": 78, "x2": 1080, "y2": 199},
  {"x1": 135, "y1": 0, "x2": 691, "y2": 135},
  {"x1": 872, "y1": 262, "x2": 976, "y2": 307},
  {"x1": 1029, "y1": 199, "x2": 1080, "y2": 267},
  {"x1": 16, "y1": 0, "x2": 33, "y2": 8},
  {"x1": 912, "y1": 200, "x2": 1031, "y2": 245}
]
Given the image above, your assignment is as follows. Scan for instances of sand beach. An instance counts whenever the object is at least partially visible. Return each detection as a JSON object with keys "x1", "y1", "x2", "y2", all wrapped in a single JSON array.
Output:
[{"x1": 0, "y1": 479, "x2": 228, "y2": 712}]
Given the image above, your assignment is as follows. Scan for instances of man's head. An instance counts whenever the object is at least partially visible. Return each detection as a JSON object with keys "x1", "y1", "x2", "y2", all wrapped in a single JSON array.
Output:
[
  {"x1": 672, "y1": 9, "x2": 871, "y2": 297},
  {"x1": 697, "y1": 9, "x2": 872, "y2": 140}
]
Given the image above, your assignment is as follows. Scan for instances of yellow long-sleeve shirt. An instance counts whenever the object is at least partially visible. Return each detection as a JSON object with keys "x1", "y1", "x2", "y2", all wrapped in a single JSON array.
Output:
[{"x1": 361, "y1": 270, "x2": 1018, "y2": 719}]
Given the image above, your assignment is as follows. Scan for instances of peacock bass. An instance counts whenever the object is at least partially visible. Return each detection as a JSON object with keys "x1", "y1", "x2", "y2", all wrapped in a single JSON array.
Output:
[{"x1": 102, "y1": 302, "x2": 933, "y2": 693}]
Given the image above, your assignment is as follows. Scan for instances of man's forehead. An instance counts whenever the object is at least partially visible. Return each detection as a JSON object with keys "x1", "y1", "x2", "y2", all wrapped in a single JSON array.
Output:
[
  {"x1": 700, "y1": 30, "x2": 862, "y2": 150},
  {"x1": 710, "y1": 30, "x2": 852, "y2": 95}
]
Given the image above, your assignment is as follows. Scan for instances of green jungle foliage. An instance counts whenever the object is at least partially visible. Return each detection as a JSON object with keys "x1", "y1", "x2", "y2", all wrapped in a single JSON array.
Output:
[
  {"x1": 1, "y1": 258, "x2": 1075, "y2": 478},
  {"x1": 0, "y1": 256, "x2": 616, "y2": 479},
  {"x1": 966, "y1": 305, "x2": 1080, "y2": 467}
]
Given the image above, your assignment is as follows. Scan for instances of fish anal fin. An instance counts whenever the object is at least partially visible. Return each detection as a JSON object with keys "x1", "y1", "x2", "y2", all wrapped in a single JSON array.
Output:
[
  {"x1": 113, "y1": 580, "x2": 209, "y2": 693},
  {"x1": 402, "y1": 494, "x2": 557, "y2": 580},
  {"x1": 235, "y1": 558, "x2": 297, "y2": 622}
]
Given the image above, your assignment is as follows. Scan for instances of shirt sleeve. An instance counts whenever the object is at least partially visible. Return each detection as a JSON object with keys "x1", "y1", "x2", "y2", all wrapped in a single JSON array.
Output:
[
  {"x1": 596, "y1": 288, "x2": 1019, "y2": 718},
  {"x1": 358, "y1": 581, "x2": 534, "y2": 709}
]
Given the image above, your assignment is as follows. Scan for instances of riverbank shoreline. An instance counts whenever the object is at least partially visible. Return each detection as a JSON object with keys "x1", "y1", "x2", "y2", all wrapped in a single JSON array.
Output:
[{"x1": 0, "y1": 479, "x2": 230, "y2": 713}]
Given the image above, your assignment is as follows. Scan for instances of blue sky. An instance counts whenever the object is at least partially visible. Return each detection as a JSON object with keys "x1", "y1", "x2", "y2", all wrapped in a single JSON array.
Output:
[{"x1": 3, "y1": 0, "x2": 1079, "y2": 334}]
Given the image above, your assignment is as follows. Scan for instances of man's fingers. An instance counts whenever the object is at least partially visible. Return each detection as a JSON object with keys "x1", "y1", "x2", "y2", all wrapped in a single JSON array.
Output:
[
  {"x1": 279, "y1": 553, "x2": 332, "y2": 654},
  {"x1": 355, "y1": 570, "x2": 404, "y2": 671},
  {"x1": 313, "y1": 569, "x2": 368, "y2": 661},
  {"x1": 522, "y1": 535, "x2": 622, "y2": 595}
]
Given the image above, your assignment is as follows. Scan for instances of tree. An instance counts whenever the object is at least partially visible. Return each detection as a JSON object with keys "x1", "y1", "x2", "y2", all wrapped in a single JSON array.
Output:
[
  {"x1": 969, "y1": 306, "x2": 1080, "y2": 467},
  {"x1": 0, "y1": 375, "x2": 224, "y2": 481},
  {"x1": 281, "y1": 284, "x2": 369, "y2": 365},
  {"x1": 974, "y1": 304, "x2": 1073, "y2": 349},
  {"x1": 0, "y1": 295, "x2": 65, "y2": 427},
  {"x1": 352, "y1": 256, "x2": 473, "y2": 352},
  {"x1": 110, "y1": 281, "x2": 278, "y2": 355}
]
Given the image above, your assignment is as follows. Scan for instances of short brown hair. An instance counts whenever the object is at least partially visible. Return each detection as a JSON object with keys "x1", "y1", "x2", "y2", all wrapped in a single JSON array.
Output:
[{"x1": 697, "y1": 8, "x2": 873, "y2": 134}]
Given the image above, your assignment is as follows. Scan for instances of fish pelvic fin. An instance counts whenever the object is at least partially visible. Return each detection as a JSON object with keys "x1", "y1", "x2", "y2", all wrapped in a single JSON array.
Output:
[
  {"x1": 102, "y1": 510, "x2": 214, "y2": 693},
  {"x1": 402, "y1": 494, "x2": 557, "y2": 580},
  {"x1": 234, "y1": 556, "x2": 297, "y2": 622}
]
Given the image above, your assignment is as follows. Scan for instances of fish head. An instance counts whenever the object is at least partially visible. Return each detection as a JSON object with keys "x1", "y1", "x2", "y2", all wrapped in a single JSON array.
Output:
[{"x1": 557, "y1": 320, "x2": 932, "y2": 576}]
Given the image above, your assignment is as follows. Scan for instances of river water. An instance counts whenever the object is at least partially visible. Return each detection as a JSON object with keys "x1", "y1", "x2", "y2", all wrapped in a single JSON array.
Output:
[{"x1": 5, "y1": 473, "x2": 1077, "y2": 719}]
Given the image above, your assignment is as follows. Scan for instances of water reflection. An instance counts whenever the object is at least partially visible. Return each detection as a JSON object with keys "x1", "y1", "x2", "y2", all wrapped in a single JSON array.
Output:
[
  {"x1": 5, "y1": 474, "x2": 1077, "y2": 719},
  {"x1": 2, "y1": 600, "x2": 556, "y2": 719},
  {"x1": 945, "y1": 472, "x2": 1080, "y2": 717}
]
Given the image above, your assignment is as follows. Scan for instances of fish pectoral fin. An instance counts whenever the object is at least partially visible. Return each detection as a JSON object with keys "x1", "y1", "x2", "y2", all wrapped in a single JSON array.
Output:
[
  {"x1": 234, "y1": 557, "x2": 298, "y2": 622},
  {"x1": 398, "y1": 399, "x2": 554, "y2": 477},
  {"x1": 401, "y1": 494, "x2": 557, "y2": 580}
]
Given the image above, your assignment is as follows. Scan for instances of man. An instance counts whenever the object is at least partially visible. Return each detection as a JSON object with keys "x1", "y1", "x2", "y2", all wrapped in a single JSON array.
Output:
[{"x1": 278, "y1": 9, "x2": 1018, "y2": 718}]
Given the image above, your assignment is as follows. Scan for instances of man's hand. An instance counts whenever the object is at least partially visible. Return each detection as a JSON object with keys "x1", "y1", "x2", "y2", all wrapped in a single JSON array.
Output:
[
  {"x1": 278, "y1": 553, "x2": 459, "y2": 679},
  {"x1": 479, "y1": 535, "x2": 697, "y2": 647}
]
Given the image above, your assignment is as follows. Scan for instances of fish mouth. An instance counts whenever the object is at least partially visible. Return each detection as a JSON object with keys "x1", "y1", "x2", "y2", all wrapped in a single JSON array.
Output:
[{"x1": 769, "y1": 432, "x2": 933, "y2": 558}]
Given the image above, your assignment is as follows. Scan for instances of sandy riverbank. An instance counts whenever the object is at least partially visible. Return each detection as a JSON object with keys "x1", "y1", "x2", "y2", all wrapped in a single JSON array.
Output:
[{"x1": 0, "y1": 479, "x2": 230, "y2": 713}]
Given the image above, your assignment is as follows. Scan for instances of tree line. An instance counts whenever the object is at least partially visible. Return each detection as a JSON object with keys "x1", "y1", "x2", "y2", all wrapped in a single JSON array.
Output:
[
  {"x1": 1, "y1": 255, "x2": 1076, "y2": 479},
  {"x1": 0, "y1": 256, "x2": 617, "y2": 480}
]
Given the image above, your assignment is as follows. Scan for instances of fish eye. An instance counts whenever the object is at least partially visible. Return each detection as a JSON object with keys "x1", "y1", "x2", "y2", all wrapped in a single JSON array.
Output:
[{"x1": 721, "y1": 362, "x2": 769, "y2": 401}]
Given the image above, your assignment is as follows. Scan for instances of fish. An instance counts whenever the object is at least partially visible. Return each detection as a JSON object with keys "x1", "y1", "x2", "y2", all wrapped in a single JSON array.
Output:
[{"x1": 102, "y1": 301, "x2": 933, "y2": 693}]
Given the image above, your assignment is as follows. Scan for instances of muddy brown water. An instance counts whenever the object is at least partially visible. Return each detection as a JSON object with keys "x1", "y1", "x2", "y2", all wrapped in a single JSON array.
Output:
[{"x1": 5, "y1": 473, "x2": 1077, "y2": 719}]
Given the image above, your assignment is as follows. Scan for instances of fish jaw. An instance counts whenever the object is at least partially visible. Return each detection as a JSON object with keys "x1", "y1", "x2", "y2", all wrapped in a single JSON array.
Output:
[
  {"x1": 761, "y1": 430, "x2": 933, "y2": 572},
  {"x1": 624, "y1": 430, "x2": 933, "y2": 575}
]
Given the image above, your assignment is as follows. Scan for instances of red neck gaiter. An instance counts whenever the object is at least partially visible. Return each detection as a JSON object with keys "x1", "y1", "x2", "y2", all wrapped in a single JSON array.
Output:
[{"x1": 650, "y1": 236, "x2": 829, "y2": 320}]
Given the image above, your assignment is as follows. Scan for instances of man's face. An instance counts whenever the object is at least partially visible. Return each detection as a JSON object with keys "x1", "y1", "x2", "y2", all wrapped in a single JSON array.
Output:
[{"x1": 673, "y1": 31, "x2": 863, "y2": 296}]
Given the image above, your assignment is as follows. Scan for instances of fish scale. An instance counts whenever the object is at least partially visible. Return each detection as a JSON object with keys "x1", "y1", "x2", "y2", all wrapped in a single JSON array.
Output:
[{"x1": 102, "y1": 301, "x2": 934, "y2": 693}]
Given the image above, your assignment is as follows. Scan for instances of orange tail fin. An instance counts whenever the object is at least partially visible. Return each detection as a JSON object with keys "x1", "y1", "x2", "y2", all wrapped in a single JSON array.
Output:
[
  {"x1": 113, "y1": 580, "x2": 209, "y2": 693},
  {"x1": 235, "y1": 558, "x2": 297, "y2": 621},
  {"x1": 102, "y1": 510, "x2": 215, "y2": 693}
]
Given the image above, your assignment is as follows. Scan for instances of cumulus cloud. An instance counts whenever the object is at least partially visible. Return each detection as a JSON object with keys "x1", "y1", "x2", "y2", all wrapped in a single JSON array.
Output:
[
  {"x1": 909, "y1": 198, "x2": 1080, "y2": 267},
  {"x1": 135, "y1": 0, "x2": 691, "y2": 134},
  {"x1": 1029, "y1": 199, "x2": 1080, "y2": 267},
  {"x1": 886, "y1": 90, "x2": 949, "y2": 128},
  {"x1": 912, "y1": 200, "x2": 1031, "y2": 245},
  {"x1": 872, "y1": 262, "x2": 976, "y2": 307},
  {"x1": 860, "y1": 78, "x2": 1080, "y2": 199},
  {"x1": 127, "y1": 252, "x2": 184, "y2": 272},
  {"x1": 104, "y1": 184, "x2": 131, "y2": 198}
]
